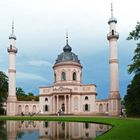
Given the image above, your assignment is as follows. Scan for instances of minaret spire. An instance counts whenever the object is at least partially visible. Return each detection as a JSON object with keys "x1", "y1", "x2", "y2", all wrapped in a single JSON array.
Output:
[
  {"x1": 12, "y1": 20, "x2": 14, "y2": 34},
  {"x1": 66, "y1": 32, "x2": 68, "y2": 45},
  {"x1": 9, "y1": 20, "x2": 16, "y2": 40},
  {"x1": 108, "y1": 3, "x2": 117, "y2": 24},
  {"x1": 111, "y1": 3, "x2": 113, "y2": 17}
]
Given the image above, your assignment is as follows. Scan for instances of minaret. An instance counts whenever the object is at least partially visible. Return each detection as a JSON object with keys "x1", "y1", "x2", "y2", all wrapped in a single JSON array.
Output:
[
  {"x1": 107, "y1": 4, "x2": 121, "y2": 116},
  {"x1": 7, "y1": 21, "x2": 17, "y2": 116}
]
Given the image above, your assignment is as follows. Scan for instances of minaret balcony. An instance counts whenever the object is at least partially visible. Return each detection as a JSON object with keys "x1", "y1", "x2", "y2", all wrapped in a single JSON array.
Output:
[
  {"x1": 7, "y1": 45, "x2": 18, "y2": 53},
  {"x1": 107, "y1": 31, "x2": 119, "y2": 40}
]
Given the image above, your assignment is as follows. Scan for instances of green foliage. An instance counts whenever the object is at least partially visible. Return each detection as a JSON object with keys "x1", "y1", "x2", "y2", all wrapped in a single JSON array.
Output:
[
  {"x1": 16, "y1": 87, "x2": 26, "y2": 96},
  {"x1": 28, "y1": 92, "x2": 34, "y2": 96},
  {"x1": 0, "y1": 71, "x2": 8, "y2": 115},
  {"x1": 127, "y1": 22, "x2": 140, "y2": 74},
  {"x1": 124, "y1": 22, "x2": 140, "y2": 117},
  {"x1": 121, "y1": 100, "x2": 125, "y2": 105},
  {"x1": 124, "y1": 74, "x2": 140, "y2": 116},
  {"x1": 16, "y1": 87, "x2": 39, "y2": 101}
]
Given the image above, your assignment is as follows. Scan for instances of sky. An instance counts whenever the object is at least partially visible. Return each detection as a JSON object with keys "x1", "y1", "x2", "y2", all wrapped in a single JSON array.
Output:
[{"x1": 0, "y1": 0, "x2": 139, "y2": 99}]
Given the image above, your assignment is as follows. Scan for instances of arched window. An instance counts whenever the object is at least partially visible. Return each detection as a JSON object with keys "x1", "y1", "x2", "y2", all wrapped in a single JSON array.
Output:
[
  {"x1": 85, "y1": 96, "x2": 88, "y2": 100},
  {"x1": 73, "y1": 72, "x2": 77, "y2": 80},
  {"x1": 54, "y1": 73, "x2": 56, "y2": 82},
  {"x1": 85, "y1": 104, "x2": 89, "y2": 111},
  {"x1": 61, "y1": 72, "x2": 66, "y2": 81},
  {"x1": 45, "y1": 98, "x2": 48, "y2": 101},
  {"x1": 45, "y1": 105, "x2": 48, "y2": 111},
  {"x1": 25, "y1": 105, "x2": 29, "y2": 115},
  {"x1": 32, "y1": 105, "x2": 36, "y2": 113}
]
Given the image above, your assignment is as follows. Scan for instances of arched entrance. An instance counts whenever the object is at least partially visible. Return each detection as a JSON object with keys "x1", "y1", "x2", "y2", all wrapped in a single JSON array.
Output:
[
  {"x1": 25, "y1": 105, "x2": 29, "y2": 115},
  {"x1": 32, "y1": 105, "x2": 36, "y2": 114},
  {"x1": 99, "y1": 104, "x2": 103, "y2": 113},
  {"x1": 18, "y1": 105, "x2": 22, "y2": 115},
  {"x1": 61, "y1": 103, "x2": 65, "y2": 112}
]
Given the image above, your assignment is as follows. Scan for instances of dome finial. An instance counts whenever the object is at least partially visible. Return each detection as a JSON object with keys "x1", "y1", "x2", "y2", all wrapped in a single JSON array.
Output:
[
  {"x1": 111, "y1": 3, "x2": 113, "y2": 18},
  {"x1": 63, "y1": 32, "x2": 72, "y2": 52},
  {"x1": 66, "y1": 32, "x2": 68, "y2": 45}
]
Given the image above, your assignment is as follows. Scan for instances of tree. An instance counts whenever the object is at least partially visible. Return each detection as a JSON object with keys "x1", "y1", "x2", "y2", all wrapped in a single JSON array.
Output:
[
  {"x1": 16, "y1": 87, "x2": 39, "y2": 101},
  {"x1": 16, "y1": 87, "x2": 26, "y2": 96},
  {"x1": 124, "y1": 22, "x2": 140, "y2": 116},
  {"x1": 28, "y1": 92, "x2": 34, "y2": 97},
  {"x1": 16, "y1": 87, "x2": 27, "y2": 101},
  {"x1": 0, "y1": 71, "x2": 8, "y2": 114}
]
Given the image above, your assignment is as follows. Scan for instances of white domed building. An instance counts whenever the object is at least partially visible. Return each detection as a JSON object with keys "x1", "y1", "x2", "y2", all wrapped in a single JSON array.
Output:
[
  {"x1": 39, "y1": 36, "x2": 98, "y2": 115},
  {"x1": 6, "y1": 5, "x2": 121, "y2": 116}
]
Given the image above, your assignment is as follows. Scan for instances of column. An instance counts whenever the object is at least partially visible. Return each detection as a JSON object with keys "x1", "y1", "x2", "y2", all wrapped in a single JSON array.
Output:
[
  {"x1": 68, "y1": 95, "x2": 71, "y2": 114},
  {"x1": 65, "y1": 95, "x2": 67, "y2": 114},
  {"x1": 57, "y1": 95, "x2": 59, "y2": 112},
  {"x1": 52, "y1": 95, "x2": 54, "y2": 113}
]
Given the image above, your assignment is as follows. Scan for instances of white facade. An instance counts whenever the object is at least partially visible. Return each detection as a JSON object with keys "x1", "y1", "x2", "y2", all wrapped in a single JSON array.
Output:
[{"x1": 39, "y1": 84, "x2": 97, "y2": 115}]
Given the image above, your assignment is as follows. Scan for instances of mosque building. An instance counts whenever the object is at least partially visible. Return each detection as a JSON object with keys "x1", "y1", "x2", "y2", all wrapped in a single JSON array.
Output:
[{"x1": 6, "y1": 4, "x2": 121, "y2": 116}]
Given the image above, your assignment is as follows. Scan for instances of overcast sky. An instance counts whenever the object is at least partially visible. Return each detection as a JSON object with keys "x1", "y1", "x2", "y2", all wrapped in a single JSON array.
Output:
[{"x1": 0, "y1": 0, "x2": 139, "y2": 99}]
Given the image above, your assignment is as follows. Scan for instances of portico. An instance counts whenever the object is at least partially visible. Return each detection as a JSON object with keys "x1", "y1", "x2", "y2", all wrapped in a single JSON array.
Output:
[{"x1": 52, "y1": 94, "x2": 71, "y2": 114}]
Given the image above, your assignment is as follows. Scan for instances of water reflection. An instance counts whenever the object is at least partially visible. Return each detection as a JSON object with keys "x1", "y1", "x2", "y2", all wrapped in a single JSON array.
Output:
[{"x1": 0, "y1": 120, "x2": 111, "y2": 140}]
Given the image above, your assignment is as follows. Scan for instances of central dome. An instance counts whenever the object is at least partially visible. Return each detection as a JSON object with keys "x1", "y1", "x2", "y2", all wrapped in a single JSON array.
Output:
[{"x1": 55, "y1": 42, "x2": 80, "y2": 64}]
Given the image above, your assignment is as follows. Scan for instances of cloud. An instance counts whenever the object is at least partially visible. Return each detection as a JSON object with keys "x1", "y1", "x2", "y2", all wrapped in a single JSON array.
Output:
[
  {"x1": 17, "y1": 71, "x2": 47, "y2": 82},
  {"x1": 28, "y1": 60, "x2": 52, "y2": 67}
]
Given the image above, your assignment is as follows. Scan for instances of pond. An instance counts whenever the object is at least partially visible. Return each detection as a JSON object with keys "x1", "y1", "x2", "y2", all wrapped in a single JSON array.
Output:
[{"x1": 0, "y1": 120, "x2": 111, "y2": 140}]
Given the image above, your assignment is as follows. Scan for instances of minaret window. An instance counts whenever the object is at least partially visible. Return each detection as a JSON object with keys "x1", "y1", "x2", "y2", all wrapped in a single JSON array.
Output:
[
  {"x1": 61, "y1": 72, "x2": 66, "y2": 81},
  {"x1": 73, "y1": 72, "x2": 77, "y2": 81},
  {"x1": 10, "y1": 44, "x2": 12, "y2": 49},
  {"x1": 112, "y1": 30, "x2": 114, "y2": 35}
]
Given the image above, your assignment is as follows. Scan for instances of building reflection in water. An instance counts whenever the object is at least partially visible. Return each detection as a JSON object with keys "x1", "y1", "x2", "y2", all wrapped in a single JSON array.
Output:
[{"x1": 5, "y1": 121, "x2": 111, "y2": 140}]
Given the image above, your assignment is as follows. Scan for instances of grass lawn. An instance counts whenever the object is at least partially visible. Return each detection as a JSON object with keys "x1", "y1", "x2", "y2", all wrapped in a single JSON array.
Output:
[{"x1": 0, "y1": 116, "x2": 140, "y2": 140}]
